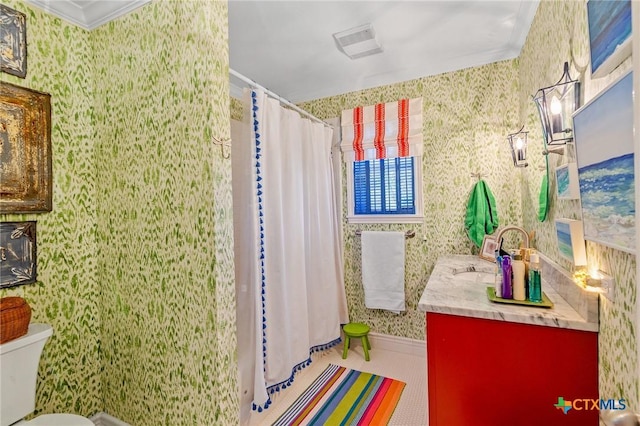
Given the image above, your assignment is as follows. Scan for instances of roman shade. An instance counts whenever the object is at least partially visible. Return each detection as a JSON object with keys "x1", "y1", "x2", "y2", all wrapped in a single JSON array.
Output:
[{"x1": 341, "y1": 97, "x2": 423, "y2": 162}]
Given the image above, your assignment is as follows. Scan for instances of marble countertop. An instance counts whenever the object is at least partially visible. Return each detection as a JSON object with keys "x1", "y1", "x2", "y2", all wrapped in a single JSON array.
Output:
[{"x1": 418, "y1": 255, "x2": 598, "y2": 332}]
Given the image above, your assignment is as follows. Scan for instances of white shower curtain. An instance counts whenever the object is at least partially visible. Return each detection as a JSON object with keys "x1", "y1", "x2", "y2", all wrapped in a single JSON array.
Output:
[{"x1": 233, "y1": 89, "x2": 348, "y2": 412}]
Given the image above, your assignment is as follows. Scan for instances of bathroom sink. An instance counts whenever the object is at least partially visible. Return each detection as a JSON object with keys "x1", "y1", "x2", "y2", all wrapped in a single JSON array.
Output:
[{"x1": 452, "y1": 267, "x2": 495, "y2": 284}]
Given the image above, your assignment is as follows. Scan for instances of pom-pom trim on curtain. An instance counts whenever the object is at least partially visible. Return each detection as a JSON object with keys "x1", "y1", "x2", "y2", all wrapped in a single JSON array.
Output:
[{"x1": 340, "y1": 97, "x2": 423, "y2": 162}]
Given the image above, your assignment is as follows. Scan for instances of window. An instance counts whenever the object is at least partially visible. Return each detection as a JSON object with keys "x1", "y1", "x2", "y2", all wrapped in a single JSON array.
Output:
[
  {"x1": 353, "y1": 157, "x2": 415, "y2": 215},
  {"x1": 340, "y1": 97, "x2": 424, "y2": 223},
  {"x1": 347, "y1": 156, "x2": 423, "y2": 223}
]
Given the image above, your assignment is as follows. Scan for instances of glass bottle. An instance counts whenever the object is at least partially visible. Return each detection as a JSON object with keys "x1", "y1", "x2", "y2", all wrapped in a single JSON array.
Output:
[{"x1": 528, "y1": 253, "x2": 542, "y2": 302}]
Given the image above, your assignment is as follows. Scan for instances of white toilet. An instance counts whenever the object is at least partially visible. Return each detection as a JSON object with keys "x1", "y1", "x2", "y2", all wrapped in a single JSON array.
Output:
[{"x1": 0, "y1": 324, "x2": 95, "y2": 426}]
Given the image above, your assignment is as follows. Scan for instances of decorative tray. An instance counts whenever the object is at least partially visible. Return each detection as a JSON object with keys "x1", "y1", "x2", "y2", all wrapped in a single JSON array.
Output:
[{"x1": 486, "y1": 287, "x2": 554, "y2": 309}]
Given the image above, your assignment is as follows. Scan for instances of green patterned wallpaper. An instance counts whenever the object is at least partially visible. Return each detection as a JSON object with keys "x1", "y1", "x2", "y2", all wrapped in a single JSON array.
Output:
[
  {"x1": 0, "y1": 0, "x2": 102, "y2": 418},
  {"x1": 91, "y1": 1, "x2": 237, "y2": 425},
  {"x1": 1, "y1": 0, "x2": 237, "y2": 424},
  {"x1": 230, "y1": 96, "x2": 243, "y2": 121},
  {"x1": 519, "y1": 0, "x2": 638, "y2": 409},
  {"x1": 300, "y1": 59, "x2": 523, "y2": 340}
]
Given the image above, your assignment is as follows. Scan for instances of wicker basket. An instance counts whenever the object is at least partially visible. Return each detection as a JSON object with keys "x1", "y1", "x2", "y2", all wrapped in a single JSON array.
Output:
[{"x1": 0, "y1": 297, "x2": 31, "y2": 344}]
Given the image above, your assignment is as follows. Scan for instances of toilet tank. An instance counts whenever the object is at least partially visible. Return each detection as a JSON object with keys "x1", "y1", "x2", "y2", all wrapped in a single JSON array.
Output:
[{"x1": 0, "y1": 324, "x2": 53, "y2": 426}]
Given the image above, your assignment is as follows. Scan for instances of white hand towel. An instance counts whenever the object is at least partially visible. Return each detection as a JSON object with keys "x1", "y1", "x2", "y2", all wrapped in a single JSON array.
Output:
[{"x1": 361, "y1": 231, "x2": 406, "y2": 314}]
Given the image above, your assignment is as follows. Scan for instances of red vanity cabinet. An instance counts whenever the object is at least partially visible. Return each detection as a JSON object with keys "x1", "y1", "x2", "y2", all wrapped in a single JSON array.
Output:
[{"x1": 426, "y1": 312, "x2": 599, "y2": 426}]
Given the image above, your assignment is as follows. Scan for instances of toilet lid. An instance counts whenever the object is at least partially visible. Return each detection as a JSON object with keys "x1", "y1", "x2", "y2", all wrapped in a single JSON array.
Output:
[{"x1": 27, "y1": 414, "x2": 95, "y2": 426}]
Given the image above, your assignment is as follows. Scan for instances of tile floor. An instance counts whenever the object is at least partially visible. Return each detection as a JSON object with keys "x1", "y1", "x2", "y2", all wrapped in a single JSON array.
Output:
[{"x1": 248, "y1": 342, "x2": 428, "y2": 426}]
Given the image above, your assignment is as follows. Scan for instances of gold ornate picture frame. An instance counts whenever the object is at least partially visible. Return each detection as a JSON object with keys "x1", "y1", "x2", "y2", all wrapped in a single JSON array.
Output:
[
  {"x1": 0, "y1": 4, "x2": 27, "y2": 78},
  {"x1": 0, "y1": 82, "x2": 52, "y2": 213}
]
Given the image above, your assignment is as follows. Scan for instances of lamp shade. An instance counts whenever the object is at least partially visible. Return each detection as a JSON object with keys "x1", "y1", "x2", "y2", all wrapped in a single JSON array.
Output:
[
  {"x1": 533, "y1": 62, "x2": 580, "y2": 146},
  {"x1": 507, "y1": 126, "x2": 528, "y2": 167}
]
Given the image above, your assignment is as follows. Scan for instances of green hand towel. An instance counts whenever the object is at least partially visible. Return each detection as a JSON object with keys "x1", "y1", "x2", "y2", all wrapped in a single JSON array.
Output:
[
  {"x1": 538, "y1": 174, "x2": 549, "y2": 222},
  {"x1": 465, "y1": 180, "x2": 499, "y2": 247}
]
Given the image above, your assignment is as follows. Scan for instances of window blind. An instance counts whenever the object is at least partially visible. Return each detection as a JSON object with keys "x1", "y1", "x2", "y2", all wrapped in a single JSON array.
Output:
[
  {"x1": 340, "y1": 97, "x2": 423, "y2": 162},
  {"x1": 354, "y1": 157, "x2": 415, "y2": 215}
]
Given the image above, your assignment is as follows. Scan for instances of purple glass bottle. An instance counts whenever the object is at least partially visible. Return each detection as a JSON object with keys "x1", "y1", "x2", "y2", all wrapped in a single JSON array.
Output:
[{"x1": 501, "y1": 256, "x2": 513, "y2": 299}]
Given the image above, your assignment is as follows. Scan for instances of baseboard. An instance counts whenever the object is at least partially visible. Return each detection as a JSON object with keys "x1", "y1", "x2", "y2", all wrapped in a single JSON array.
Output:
[
  {"x1": 90, "y1": 412, "x2": 130, "y2": 426},
  {"x1": 344, "y1": 331, "x2": 426, "y2": 358}
]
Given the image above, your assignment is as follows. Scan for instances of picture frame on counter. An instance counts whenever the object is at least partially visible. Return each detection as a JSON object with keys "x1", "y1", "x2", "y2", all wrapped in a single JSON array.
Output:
[{"x1": 479, "y1": 234, "x2": 498, "y2": 262}]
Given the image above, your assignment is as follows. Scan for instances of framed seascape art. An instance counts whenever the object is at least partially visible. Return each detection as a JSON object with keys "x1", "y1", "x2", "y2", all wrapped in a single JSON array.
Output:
[
  {"x1": 555, "y1": 163, "x2": 580, "y2": 200},
  {"x1": 0, "y1": 81, "x2": 52, "y2": 213},
  {"x1": 0, "y1": 4, "x2": 27, "y2": 78},
  {"x1": 0, "y1": 222, "x2": 37, "y2": 289},
  {"x1": 587, "y1": 0, "x2": 631, "y2": 79},
  {"x1": 572, "y1": 70, "x2": 634, "y2": 254},
  {"x1": 555, "y1": 219, "x2": 587, "y2": 266}
]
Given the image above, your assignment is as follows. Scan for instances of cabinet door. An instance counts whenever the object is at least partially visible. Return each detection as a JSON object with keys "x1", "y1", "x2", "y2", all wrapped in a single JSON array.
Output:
[{"x1": 426, "y1": 313, "x2": 598, "y2": 426}]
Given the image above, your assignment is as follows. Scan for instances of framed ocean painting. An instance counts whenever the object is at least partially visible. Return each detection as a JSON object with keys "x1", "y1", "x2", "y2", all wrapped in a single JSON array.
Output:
[
  {"x1": 587, "y1": 0, "x2": 632, "y2": 79},
  {"x1": 555, "y1": 162, "x2": 580, "y2": 200},
  {"x1": 555, "y1": 219, "x2": 587, "y2": 266},
  {"x1": 572, "y1": 70, "x2": 634, "y2": 254}
]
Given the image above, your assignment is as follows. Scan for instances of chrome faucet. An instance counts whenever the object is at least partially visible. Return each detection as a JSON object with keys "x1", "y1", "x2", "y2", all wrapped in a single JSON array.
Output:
[
  {"x1": 495, "y1": 225, "x2": 530, "y2": 250},
  {"x1": 600, "y1": 409, "x2": 640, "y2": 426}
]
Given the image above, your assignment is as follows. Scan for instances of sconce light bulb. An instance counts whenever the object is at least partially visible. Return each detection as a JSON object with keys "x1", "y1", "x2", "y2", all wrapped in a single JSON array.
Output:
[
  {"x1": 550, "y1": 96, "x2": 562, "y2": 115},
  {"x1": 515, "y1": 137, "x2": 524, "y2": 149}
]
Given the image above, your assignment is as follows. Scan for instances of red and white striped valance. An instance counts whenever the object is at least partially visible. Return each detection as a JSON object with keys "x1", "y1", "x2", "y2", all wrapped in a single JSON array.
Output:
[{"x1": 340, "y1": 97, "x2": 423, "y2": 162}]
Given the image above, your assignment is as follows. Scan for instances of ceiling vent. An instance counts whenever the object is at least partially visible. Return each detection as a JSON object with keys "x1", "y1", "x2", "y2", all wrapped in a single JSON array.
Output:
[{"x1": 333, "y1": 23, "x2": 383, "y2": 60}]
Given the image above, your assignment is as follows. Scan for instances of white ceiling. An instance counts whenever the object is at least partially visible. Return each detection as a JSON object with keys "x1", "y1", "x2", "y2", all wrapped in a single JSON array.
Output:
[
  {"x1": 229, "y1": 0, "x2": 540, "y2": 103},
  {"x1": 23, "y1": 0, "x2": 540, "y2": 104}
]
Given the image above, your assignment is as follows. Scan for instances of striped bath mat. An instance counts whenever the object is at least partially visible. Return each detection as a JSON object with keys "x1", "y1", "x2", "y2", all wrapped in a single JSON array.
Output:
[{"x1": 272, "y1": 364, "x2": 405, "y2": 426}]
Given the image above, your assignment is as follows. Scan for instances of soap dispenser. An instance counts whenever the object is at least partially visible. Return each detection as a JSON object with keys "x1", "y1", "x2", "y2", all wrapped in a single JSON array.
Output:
[{"x1": 528, "y1": 253, "x2": 542, "y2": 302}]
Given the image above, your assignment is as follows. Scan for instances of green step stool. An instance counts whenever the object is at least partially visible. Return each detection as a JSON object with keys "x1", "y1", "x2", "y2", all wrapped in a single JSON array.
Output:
[{"x1": 342, "y1": 322, "x2": 371, "y2": 361}]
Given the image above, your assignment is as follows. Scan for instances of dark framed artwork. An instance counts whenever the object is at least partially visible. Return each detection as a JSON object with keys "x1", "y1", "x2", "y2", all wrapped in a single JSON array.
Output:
[
  {"x1": 0, "y1": 221, "x2": 37, "y2": 289},
  {"x1": 0, "y1": 4, "x2": 27, "y2": 78},
  {"x1": 0, "y1": 81, "x2": 52, "y2": 213}
]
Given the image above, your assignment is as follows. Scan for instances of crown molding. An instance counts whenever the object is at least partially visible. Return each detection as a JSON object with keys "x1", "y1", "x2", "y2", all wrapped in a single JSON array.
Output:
[{"x1": 25, "y1": 0, "x2": 151, "y2": 30}]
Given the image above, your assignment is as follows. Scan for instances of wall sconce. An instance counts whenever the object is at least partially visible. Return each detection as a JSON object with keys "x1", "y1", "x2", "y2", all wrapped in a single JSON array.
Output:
[
  {"x1": 533, "y1": 62, "x2": 580, "y2": 146},
  {"x1": 507, "y1": 126, "x2": 528, "y2": 167},
  {"x1": 573, "y1": 267, "x2": 615, "y2": 301},
  {"x1": 585, "y1": 268, "x2": 615, "y2": 301}
]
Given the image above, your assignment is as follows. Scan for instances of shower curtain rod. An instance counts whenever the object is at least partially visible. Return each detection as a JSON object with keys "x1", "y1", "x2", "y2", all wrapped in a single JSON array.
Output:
[{"x1": 229, "y1": 68, "x2": 333, "y2": 129}]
